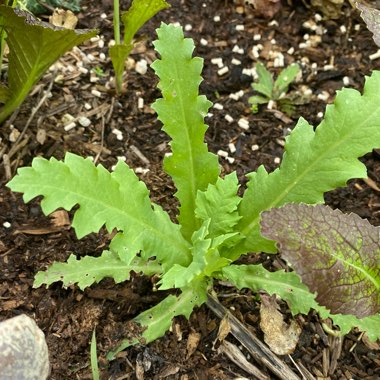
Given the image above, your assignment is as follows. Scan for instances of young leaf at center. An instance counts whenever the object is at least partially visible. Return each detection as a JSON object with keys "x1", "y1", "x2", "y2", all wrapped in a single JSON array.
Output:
[{"x1": 151, "y1": 23, "x2": 220, "y2": 241}]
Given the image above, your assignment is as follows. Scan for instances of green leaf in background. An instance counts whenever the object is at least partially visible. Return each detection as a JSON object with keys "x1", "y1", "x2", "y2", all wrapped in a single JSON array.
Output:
[
  {"x1": 110, "y1": 0, "x2": 169, "y2": 93},
  {"x1": 357, "y1": 2, "x2": 380, "y2": 47},
  {"x1": 107, "y1": 279, "x2": 208, "y2": 359},
  {"x1": 0, "y1": 6, "x2": 97, "y2": 124},
  {"x1": 261, "y1": 203, "x2": 380, "y2": 318},
  {"x1": 273, "y1": 63, "x2": 300, "y2": 98},
  {"x1": 33, "y1": 251, "x2": 162, "y2": 290},
  {"x1": 234, "y1": 71, "x2": 380, "y2": 257},
  {"x1": 0, "y1": 83, "x2": 9, "y2": 103},
  {"x1": 7, "y1": 153, "x2": 191, "y2": 267},
  {"x1": 152, "y1": 23, "x2": 220, "y2": 241},
  {"x1": 109, "y1": 44, "x2": 133, "y2": 94},
  {"x1": 252, "y1": 62, "x2": 273, "y2": 98},
  {"x1": 121, "y1": 0, "x2": 170, "y2": 46}
]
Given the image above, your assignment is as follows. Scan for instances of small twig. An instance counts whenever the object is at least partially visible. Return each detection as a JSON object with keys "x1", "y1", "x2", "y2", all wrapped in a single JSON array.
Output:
[
  {"x1": 2, "y1": 153, "x2": 11, "y2": 181},
  {"x1": 94, "y1": 115, "x2": 105, "y2": 165},
  {"x1": 219, "y1": 340, "x2": 270, "y2": 380},
  {"x1": 130, "y1": 145, "x2": 150, "y2": 166},
  {"x1": 206, "y1": 293, "x2": 301, "y2": 380},
  {"x1": 94, "y1": 98, "x2": 114, "y2": 164},
  {"x1": 288, "y1": 354, "x2": 315, "y2": 380},
  {"x1": 8, "y1": 74, "x2": 56, "y2": 159}
]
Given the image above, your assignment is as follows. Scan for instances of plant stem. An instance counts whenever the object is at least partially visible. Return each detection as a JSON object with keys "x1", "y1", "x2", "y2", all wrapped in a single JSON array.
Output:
[{"x1": 113, "y1": 0, "x2": 120, "y2": 45}]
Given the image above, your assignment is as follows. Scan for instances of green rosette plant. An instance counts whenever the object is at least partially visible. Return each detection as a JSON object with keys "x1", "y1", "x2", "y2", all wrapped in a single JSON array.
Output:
[{"x1": 8, "y1": 23, "x2": 380, "y2": 358}]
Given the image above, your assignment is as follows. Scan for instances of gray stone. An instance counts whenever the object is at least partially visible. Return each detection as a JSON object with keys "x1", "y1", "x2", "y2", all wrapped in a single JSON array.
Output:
[{"x1": 0, "y1": 314, "x2": 49, "y2": 379}]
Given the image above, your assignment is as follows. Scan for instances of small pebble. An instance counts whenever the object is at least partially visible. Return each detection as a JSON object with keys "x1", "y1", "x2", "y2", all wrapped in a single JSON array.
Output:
[
  {"x1": 200, "y1": 38, "x2": 208, "y2": 46},
  {"x1": 226, "y1": 156, "x2": 235, "y2": 164},
  {"x1": 86, "y1": 53, "x2": 95, "y2": 62},
  {"x1": 228, "y1": 143, "x2": 236, "y2": 153},
  {"x1": 231, "y1": 58, "x2": 241, "y2": 65},
  {"x1": 268, "y1": 20, "x2": 279, "y2": 27},
  {"x1": 274, "y1": 157, "x2": 281, "y2": 164},
  {"x1": 343, "y1": 76, "x2": 350, "y2": 86},
  {"x1": 238, "y1": 118, "x2": 249, "y2": 130},
  {"x1": 217, "y1": 150, "x2": 229, "y2": 158},
  {"x1": 64, "y1": 122, "x2": 77, "y2": 131},
  {"x1": 100, "y1": 13, "x2": 107, "y2": 19},
  {"x1": 369, "y1": 49, "x2": 380, "y2": 61},
  {"x1": 91, "y1": 89, "x2": 102, "y2": 97},
  {"x1": 317, "y1": 111, "x2": 324, "y2": 118},
  {"x1": 317, "y1": 91, "x2": 329, "y2": 101},
  {"x1": 218, "y1": 66, "x2": 229, "y2": 76},
  {"x1": 98, "y1": 38, "x2": 104, "y2": 49},
  {"x1": 267, "y1": 100, "x2": 275, "y2": 110},
  {"x1": 78, "y1": 67, "x2": 89, "y2": 75},
  {"x1": 287, "y1": 47, "x2": 294, "y2": 55},
  {"x1": 213, "y1": 15, "x2": 220, "y2": 22},
  {"x1": 184, "y1": 24, "x2": 192, "y2": 31},
  {"x1": 211, "y1": 57, "x2": 223, "y2": 65},
  {"x1": 251, "y1": 144, "x2": 259, "y2": 151},
  {"x1": 3, "y1": 221, "x2": 11, "y2": 228},
  {"x1": 135, "y1": 59, "x2": 148, "y2": 75},
  {"x1": 225, "y1": 114, "x2": 234, "y2": 123},
  {"x1": 78, "y1": 116, "x2": 91, "y2": 127},
  {"x1": 242, "y1": 68, "x2": 255, "y2": 76},
  {"x1": 213, "y1": 103, "x2": 224, "y2": 110},
  {"x1": 235, "y1": 25, "x2": 244, "y2": 31},
  {"x1": 138, "y1": 97, "x2": 144, "y2": 109},
  {"x1": 135, "y1": 167, "x2": 150, "y2": 174}
]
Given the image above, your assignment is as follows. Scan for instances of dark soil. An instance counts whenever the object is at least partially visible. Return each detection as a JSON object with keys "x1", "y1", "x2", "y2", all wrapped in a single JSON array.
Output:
[{"x1": 1, "y1": 0, "x2": 380, "y2": 379}]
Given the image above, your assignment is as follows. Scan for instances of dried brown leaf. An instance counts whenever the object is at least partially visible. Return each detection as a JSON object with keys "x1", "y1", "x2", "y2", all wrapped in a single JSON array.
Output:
[{"x1": 260, "y1": 295, "x2": 301, "y2": 355}]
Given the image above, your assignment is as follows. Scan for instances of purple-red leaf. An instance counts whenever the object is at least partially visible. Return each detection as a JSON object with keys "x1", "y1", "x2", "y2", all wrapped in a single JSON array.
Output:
[{"x1": 260, "y1": 204, "x2": 380, "y2": 318}]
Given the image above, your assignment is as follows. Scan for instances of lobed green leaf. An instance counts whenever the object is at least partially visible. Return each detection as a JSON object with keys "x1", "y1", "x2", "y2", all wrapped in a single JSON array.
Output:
[
  {"x1": 222, "y1": 264, "x2": 380, "y2": 340},
  {"x1": 107, "y1": 279, "x2": 208, "y2": 359},
  {"x1": 151, "y1": 23, "x2": 220, "y2": 241},
  {"x1": 234, "y1": 71, "x2": 380, "y2": 257},
  {"x1": 34, "y1": 251, "x2": 161, "y2": 290},
  {"x1": 8, "y1": 153, "x2": 191, "y2": 268},
  {"x1": 222, "y1": 264, "x2": 322, "y2": 315}
]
